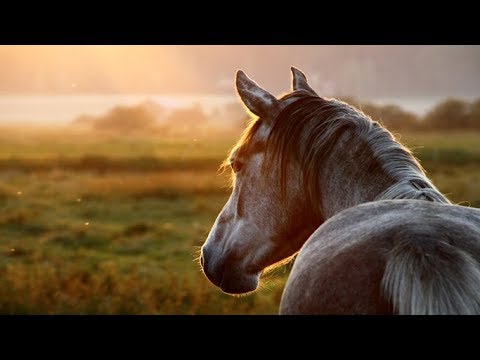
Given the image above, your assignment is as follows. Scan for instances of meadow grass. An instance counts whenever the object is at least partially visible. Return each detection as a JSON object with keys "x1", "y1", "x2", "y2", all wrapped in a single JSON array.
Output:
[{"x1": 0, "y1": 126, "x2": 479, "y2": 314}]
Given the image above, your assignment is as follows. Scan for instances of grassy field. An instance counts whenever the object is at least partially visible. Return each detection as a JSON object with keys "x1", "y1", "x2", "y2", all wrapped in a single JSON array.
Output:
[{"x1": 0, "y1": 126, "x2": 479, "y2": 314}]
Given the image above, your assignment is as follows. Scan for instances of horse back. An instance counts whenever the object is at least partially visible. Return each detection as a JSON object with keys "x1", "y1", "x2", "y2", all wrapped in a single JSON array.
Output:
[{"x1": 280, "y1": 200, "x2": 480, "y2": 314}]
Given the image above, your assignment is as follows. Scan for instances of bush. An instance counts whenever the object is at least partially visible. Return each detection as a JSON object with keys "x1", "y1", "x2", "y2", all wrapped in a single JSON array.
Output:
[
  {"x1": 361, "y1": 103, "x2": 420, "y2": 132},
  {"x1": 423, "y1": 98, "x2": 471, "y2": 130},
  {"x1": 340, "y1": 96, "x2": 480, "y2": 132},
  {"x1": 468, "y1": 98, "x2": 480, "y2": 129},
  {"x1": 92, "y1": 105, "x2": 157, "y2": 134},
  {"x1": 338, "y1": 96, "x2": 419, "y2": 132}
]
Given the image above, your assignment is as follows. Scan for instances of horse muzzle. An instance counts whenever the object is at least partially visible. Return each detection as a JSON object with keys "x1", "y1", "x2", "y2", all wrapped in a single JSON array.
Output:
[{"x1": 201, "y1": 245, "x2": 260, "y2": 295}]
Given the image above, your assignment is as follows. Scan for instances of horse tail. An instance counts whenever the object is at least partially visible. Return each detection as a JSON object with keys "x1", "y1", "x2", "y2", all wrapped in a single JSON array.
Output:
[{"x1": 382, "y1": 238, "x2": 480, "y2": 315}]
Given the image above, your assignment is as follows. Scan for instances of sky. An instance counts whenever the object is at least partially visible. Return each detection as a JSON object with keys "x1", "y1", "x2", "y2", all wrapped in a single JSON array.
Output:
[{"x1": 0, "y1": 45, "x2": 479, "y2": 98}]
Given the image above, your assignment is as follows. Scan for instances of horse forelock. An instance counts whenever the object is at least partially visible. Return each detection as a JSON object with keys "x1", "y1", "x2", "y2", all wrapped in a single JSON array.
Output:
[{"x1": 220, "y1": 118, "x2": 264, "y2": 188}]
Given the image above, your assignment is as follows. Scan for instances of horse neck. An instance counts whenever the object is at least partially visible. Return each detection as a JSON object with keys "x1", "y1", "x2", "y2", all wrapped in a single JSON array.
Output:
[{"x1": 316, "y1": 128, "x2": 450, "y2": 220}]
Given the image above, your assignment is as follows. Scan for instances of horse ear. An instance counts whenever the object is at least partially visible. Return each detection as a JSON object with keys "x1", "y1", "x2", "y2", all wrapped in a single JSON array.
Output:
[
  {"x1": 291, "y1": 66, "x2": 317, "y2": 96},
  {"x1": 236, "y1": 70, "x2": 279, "y2": 118}
]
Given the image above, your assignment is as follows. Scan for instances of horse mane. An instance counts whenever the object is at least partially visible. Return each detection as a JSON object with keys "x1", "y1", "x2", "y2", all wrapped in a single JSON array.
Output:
[{"x1": 228, "y1": 92, "x2": 450, "y2": 206}]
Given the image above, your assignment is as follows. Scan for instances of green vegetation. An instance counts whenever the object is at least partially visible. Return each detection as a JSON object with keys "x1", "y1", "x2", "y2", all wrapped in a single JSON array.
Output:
[{"x1": 0, "y1": 120, "x2": 479, "y2": 313}]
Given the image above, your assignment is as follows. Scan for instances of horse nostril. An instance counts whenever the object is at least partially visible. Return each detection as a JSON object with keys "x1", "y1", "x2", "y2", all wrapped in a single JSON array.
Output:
[{"x1": 200, "y1": 250, "x2": 205, "y2": 268}]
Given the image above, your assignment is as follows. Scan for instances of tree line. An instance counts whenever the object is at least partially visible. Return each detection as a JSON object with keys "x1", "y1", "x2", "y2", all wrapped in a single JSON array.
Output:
[
  {"x1": 339, "y1": 97, "x2": 480, "y2": 132},
  {"x1": 72, "y1": 97, "x2": 480, "y2": 135}
]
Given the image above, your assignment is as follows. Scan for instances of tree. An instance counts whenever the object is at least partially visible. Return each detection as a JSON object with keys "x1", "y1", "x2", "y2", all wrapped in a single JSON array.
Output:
[
  {"x1": 362, "y1": 103, "x2": 419, "y2": 132},
  {"x1": 423, "y1": 98, "x2": 470, "y2": 130},
  {"x1": 92, "y1": 105, "x2": 157, "y2": 134},
  {"x1": 468, "y1": 98, "x2": 480, "y2": 129}
]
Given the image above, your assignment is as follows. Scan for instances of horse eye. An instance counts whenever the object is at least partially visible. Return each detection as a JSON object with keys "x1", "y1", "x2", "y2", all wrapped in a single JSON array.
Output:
[{"x1": 231, "y1": 159, "x2": 243, "y2": 173}]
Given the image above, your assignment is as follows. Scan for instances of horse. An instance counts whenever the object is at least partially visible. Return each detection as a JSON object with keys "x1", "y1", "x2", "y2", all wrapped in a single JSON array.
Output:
[{"x1": 200, "y1": 67, "x2": 480, "y2": 314}]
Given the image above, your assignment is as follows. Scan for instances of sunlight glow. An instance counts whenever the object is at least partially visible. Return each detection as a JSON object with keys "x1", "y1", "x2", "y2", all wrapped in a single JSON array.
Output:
[{"x1": 0, "y1": 45, "x2": 204, "y2": 94}]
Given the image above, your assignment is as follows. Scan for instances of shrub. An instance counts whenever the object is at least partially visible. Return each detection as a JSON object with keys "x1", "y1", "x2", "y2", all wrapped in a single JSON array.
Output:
[
  {"x1": 92, "y1": 105, "x2": 157, "y2": 134},
  {"x1": 423, "y1": 98, "x2": 470, "y2": 130},
  {"x1": 361, "y1": 103, "x2": 420, "y2": 132}
]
